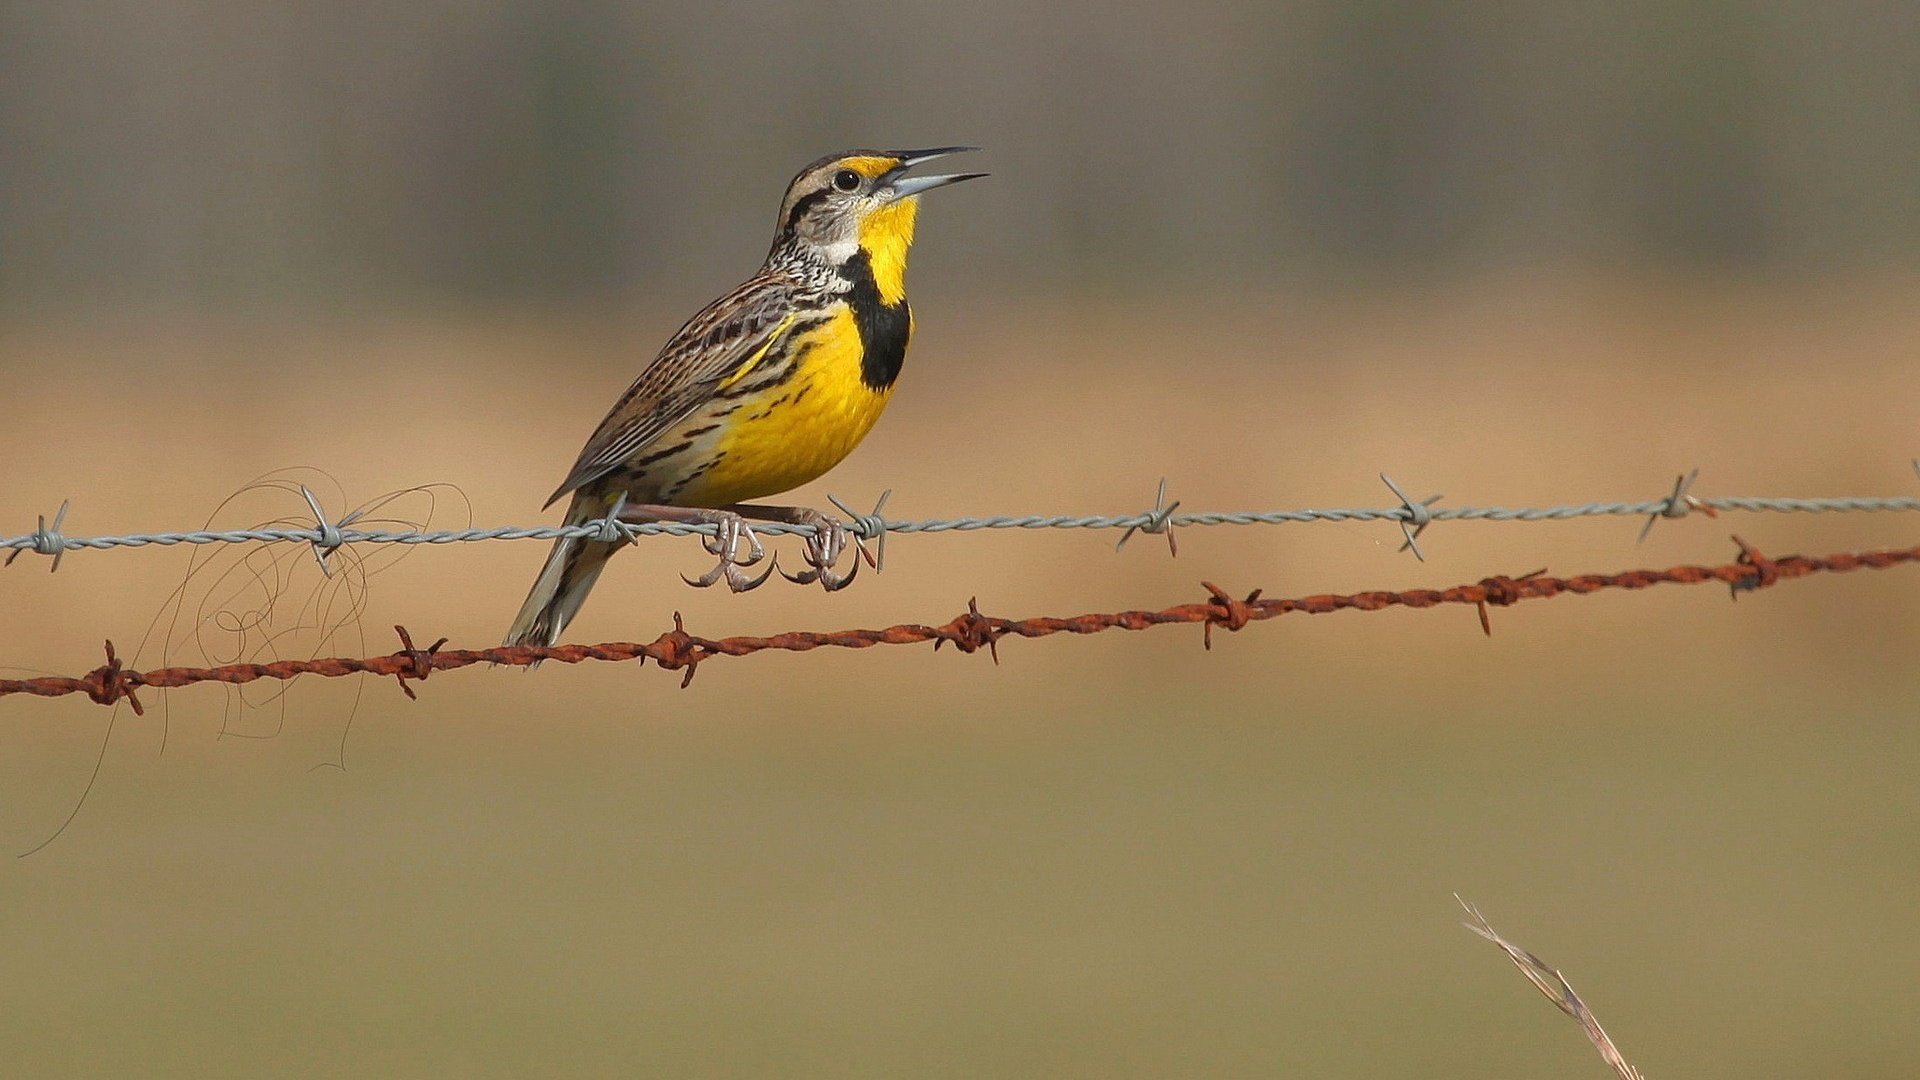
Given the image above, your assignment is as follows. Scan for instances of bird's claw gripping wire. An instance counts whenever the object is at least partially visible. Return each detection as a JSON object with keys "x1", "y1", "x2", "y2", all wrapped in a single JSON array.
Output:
[
  {"x1": 720, "y1": 496, "x2": 882, "y2": 592},
  {"x1": 777, "y1": 507, "x2": 873, "y2": 592},
  {"x1": 682, "y1": 512, "x2": 778, "y2": 592}
]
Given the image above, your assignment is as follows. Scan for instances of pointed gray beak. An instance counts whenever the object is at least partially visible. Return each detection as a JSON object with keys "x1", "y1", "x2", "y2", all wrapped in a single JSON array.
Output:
[{"x1": 880, "y1": 146, "x2": 987, "y2": 201}]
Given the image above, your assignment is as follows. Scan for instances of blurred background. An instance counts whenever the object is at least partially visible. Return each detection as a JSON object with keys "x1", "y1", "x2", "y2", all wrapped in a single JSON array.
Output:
[{"x1": 3, "y1": 4, "x2": 1919, "y2": 1077}]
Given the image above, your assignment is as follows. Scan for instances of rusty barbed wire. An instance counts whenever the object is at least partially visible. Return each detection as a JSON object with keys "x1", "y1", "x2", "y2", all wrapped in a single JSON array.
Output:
[
  {"x1": 4, "y1": 536, "x2": 1914, "y2": 710},
  {"x1": 8, "y1": 468, "x2": 1920, "y2": 570}
]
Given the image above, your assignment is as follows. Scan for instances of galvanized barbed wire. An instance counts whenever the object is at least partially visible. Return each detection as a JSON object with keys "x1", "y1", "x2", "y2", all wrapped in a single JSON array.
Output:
[
  {"x1": 8, "y1": 470, "x2": 1920, "y2": 570},
  {"x1": 5, "y1": 536, "x2": 1915, "y2": 709}
]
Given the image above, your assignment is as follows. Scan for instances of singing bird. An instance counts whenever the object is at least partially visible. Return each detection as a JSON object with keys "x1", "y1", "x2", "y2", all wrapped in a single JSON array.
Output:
[{"x1": 505, "y1": 147, "x2": 984, "y2": 648}]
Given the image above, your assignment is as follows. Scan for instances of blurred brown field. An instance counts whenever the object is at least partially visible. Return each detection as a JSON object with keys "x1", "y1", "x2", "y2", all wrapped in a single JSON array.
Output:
[{"x1": 3, "y1": 277, "x2": 1919, "y2": 1077}]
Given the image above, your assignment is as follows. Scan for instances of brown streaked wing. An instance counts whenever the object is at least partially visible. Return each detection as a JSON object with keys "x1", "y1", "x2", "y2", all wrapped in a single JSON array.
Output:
[{"x1": 545, "y1": 275, "x2": 800, "y2": 506}]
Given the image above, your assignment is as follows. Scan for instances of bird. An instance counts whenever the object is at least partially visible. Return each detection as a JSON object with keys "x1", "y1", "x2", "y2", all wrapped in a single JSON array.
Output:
[{"x1": 504, "y1": 147, "x2": 985, "y2": 648}]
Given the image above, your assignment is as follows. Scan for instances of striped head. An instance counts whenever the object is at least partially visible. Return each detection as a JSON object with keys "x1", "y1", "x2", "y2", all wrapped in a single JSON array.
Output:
[{"x1": 768, "y1": 147, "x2": 985, "y2": 303}]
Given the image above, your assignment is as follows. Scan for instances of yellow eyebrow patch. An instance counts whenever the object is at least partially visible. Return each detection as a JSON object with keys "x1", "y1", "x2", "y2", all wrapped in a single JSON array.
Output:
[{"x1": 837, "y1": 155, "x2": 899, "y2": 179}]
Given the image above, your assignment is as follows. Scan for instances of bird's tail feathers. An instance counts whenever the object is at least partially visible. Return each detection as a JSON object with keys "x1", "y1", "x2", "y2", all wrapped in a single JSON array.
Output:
[{"x1": 503, "y1": 495, "x2": 623, "y2": 651}]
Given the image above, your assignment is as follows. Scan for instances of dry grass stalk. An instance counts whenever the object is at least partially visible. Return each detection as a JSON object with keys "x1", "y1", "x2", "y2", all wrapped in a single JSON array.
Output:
[{"x1": 1457, "y1": 897, "x2": 1646, "y2": 1080}]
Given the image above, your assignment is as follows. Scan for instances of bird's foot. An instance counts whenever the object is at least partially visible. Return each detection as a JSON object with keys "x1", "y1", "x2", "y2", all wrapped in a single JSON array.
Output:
[
  {"x1": 725, "y1": 503, "x2": 876, "y2": 592},
  {"x1": 615, "y1": 503, "x2": 778, "y2": 593},
  {"x1": 775, "y1": 507, "x2": 876, "y2": 592},
  {"x1": 682, "y1": 511, "x2": 777, "y2": 592}
]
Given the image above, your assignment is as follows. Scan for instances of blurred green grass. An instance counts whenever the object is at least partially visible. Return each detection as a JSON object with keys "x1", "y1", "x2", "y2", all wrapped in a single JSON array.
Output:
[
  {"x1": 3, "y1": 280, "x2": 1919, "y2": 1077},
  {"x1": 3, "y1": 676, "x2": 1916, "y2": 1077}
]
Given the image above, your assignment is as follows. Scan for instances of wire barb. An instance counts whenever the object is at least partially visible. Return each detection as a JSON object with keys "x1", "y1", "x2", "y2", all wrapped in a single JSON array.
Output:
[
  {"x1": 826, "y1": 489, "x2": 891, "y2": 572},
  {"x1": 1473, "y1": 568, "x2": 1547, "y2": 636},
  {"x1": 80, "y1": 639, "x2": 145, "y2": 715},
  {"x1": 1729, "y1": 534, "x2": 1779, "y2": 597},
  {"x1": 593, "y1": 492, "x2": 635, "y2": 545},
  {"x1": 1201, "y1": 581, "x2": 1262, "y2": 649},
  {"x1": 1637, "y1": 468, "x2": 1716, "y2": 543},
  {"x1": 933, "y1": 597, "x2": 1003, "y2": 662},
  {"x1": 1379, "y1": 473, "x2": 1442, "y2": 560},
  {"x1": 1116, "y1": 478, "x2": 1181, "y2": 556},
  {"x1": 5, "y1": 499, "x2": 70, "y2": 572},
  {"x1": 391, "y1": 625, "x2": 447, "y2": 700},
  {"x1": 298, "y1": 485, "x2": 366, "y2": 576},
  {"x1": 650, "y1": 611, "x2": 714, "y2": 687}
]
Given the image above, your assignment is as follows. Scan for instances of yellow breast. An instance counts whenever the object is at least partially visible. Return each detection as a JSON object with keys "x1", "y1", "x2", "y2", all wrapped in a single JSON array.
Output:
[{"x1": 675, "y1": 307, "x2": 897, "y2": 507}]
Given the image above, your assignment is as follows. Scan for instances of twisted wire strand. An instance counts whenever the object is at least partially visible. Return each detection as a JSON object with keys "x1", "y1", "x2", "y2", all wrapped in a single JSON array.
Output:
[
  {"x1": 4, "y1": 537, "x2": 1916, "y2": 709},
  {"x1": 8, "y1": 494, "x2": 1920, "y2": 558}
]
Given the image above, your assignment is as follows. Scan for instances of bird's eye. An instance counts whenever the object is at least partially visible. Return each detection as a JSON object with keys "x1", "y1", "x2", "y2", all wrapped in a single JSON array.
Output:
[{"x1": 832, "y1": 169, "x2": 863, "y2": 193}]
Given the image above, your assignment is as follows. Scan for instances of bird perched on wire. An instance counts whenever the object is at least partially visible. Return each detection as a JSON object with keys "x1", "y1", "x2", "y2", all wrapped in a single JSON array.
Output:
[{"x1": 505, "y1": 147, "x2": 985, "y2": 648}]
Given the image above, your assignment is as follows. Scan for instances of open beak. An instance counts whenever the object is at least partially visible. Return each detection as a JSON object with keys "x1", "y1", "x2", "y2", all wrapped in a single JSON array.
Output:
[{"x1": 880, "y1": 146, "x2": 987, "y2": 200}]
